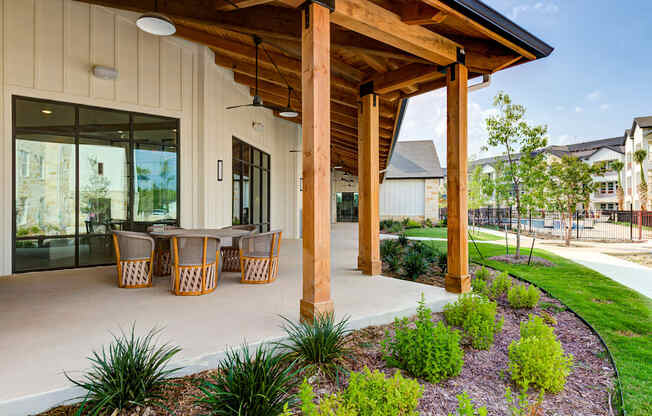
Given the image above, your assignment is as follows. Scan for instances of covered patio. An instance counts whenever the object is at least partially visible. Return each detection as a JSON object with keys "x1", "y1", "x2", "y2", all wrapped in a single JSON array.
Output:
[
  {"x1": 0, "y1": 0, "x2": 551, "y2": 413},
  {"x1": 0, "y1": 224, "x2": 456, "y2": 414}
]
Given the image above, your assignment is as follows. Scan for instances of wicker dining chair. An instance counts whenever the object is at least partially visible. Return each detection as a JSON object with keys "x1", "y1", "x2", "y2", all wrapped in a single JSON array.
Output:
[
  {"x1": 219, "y1": 225, "x2": 258, "y2": 272},
  {"x1": 147, "y1": 225, "x2": 181, "y2": 276},
  {"x1": 239, "y1": 230, "x2": 282, "y2": 284},
  {"x1": 112, "y1": 231, "x2": 155, "y2": 288},
  {"x1": 170, "y1": 234, "x2": 221, "y2": 296}
]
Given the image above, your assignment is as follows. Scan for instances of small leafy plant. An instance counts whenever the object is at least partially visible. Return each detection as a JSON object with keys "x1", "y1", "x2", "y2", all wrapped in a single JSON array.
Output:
[
  {"x1": 382, "y1": 295, "x2": 464, "y2": 383},
  {"x1": 413, "y1": 241, "x2": 439, "y2": 264},
  {"x1": 508, "y1": 315, "x2": 573, "y2": 393},
  {"x1": 488, "y1": 272, "x2": 512, "y2": 299},
  {"x1": 435, "y1": 248, "x2": 448, "y2": 274},
  {"x1": 66, "y1": 326, "x2": 181, "y2": 414},
  {"x1": 277, "y1": 313, "x2": 351, "y2": 380},
  {"x1": 402, "y1": 250, "x2": 428, "y2": 280},
  {"x1": 504, "y1": 387, "x2": 544, "y2": 416},
  {"x1": 196, "y1": 344, "x2": 299, "y2": 416},
  {"x1": 472, "y1": 278, "x2": 488, "y2": 297},
  {"x1": 507, "y1": 284, "x2": 541, "y2": 309},
  {"x1": 447, "y1": 392, "x2": 488, "y2": 416},
  {"x1": 444, "y1": 294, "x2": 504, "y2": 349},
  {"x1": 287, "y1": 367, "x2": 422, "y2": 416},
  {"x1": 398, "y1": 232, "x2": 409, "y2": 247},
  {"x1": 404, "y1": 219, "x2": 422, "y2": 229},
  {"x1": 389, "y1": 223, "x2": 403, "y2": 233},
  {"x1": 385, "y1": 254, "x2": 401, "y2": 273},
  {"x1": 475, "y1": 266, "x2": 491, "y2": 281}
]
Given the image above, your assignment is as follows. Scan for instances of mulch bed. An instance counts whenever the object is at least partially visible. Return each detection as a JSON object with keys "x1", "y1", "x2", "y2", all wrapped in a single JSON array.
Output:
[
  {"x1": 487, "y1": 254, "x2": 555, "y2": 267},
  {"x1": 40, "y1": 266, "x2": 616, "y2": 416}
]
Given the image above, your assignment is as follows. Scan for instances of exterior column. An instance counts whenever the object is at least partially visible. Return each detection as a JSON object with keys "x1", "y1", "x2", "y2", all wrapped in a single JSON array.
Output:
[
  {"x1": 357, "y1": 93, "x2": 381, "y2": 275},
  {"x1": 445, "y1": 62, "x2": 471, "y2": 293},
  {"x1": 300, "y1": 2, "x2": 334, "y2": 321}
]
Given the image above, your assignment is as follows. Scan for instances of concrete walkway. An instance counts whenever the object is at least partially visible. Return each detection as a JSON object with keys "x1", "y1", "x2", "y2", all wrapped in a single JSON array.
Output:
[{"x1": 384, "y1": 228, "x2": 652, "y2": 299}]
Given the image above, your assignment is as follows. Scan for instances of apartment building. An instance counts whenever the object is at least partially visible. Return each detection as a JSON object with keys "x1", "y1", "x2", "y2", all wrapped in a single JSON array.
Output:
[{"x1": 624, "y1": 117, "x2": 652, "y2": 210}]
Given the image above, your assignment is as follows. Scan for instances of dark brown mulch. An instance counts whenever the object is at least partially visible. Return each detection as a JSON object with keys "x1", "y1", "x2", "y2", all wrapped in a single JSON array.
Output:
[
  {"x1": 382, "y1": 267, "x2": 446, "y2": 288},
  {"x1": 488, "y1": 254, "x2": 555, "y2": 267}
]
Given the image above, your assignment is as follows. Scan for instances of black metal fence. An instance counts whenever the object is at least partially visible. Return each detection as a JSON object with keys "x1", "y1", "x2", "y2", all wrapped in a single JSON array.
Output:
[{"x1": 439, "y1": 207, "x2": 652, "y2": 242}]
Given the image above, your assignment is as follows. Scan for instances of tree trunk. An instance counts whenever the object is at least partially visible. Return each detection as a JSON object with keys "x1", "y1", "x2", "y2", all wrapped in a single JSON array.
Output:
[
  {"x1": 565, "y1": 209, "x2": 572, "y2": 247},
  {"x1": 639, "y1": 182, "x2": 648, "y2": 211},
  {"x1": 516, "y1": 210, "x2": 521, "y2": 257},
  {"x1": 617, "y1": 187, "x2": 624, "y2": 210}
]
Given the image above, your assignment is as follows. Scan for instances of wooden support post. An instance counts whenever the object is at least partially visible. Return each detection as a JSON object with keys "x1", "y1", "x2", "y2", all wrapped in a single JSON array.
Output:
[
  {"x1": 300, "y1": 2, "x2": 334, "y2": 322},
  {"x1": 445, "y1": 62, "x2": 471, "y2": 293},
  {"x1": 357, "y1": 93, "x2": 381, "y2": 275}
]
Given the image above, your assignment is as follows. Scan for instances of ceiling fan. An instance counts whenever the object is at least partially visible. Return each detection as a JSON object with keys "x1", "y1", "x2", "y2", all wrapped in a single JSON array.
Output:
[{"x1": 226, "y1": 36, "x2": 298, "y2": 118}]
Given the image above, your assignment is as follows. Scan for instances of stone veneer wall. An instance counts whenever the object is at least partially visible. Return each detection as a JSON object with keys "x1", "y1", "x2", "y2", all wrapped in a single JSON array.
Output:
[{"x1": 424, "y1": 178, "x2": 440, "y2": 221}]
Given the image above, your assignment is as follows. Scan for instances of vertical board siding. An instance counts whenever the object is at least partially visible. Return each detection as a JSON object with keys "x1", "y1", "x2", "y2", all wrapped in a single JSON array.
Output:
[
  {"x1": 6, "y1": 0, "x2": 35, "y2": 88},
  {"x1": 64, "y1": 1, "x2": 91, "y2": 97},
  {"x1": 90, "y1": 6, "x2": 115, "y2": 100},
  {"x1": 138, "y1": 30, "x2": 159, "y2": 107},
  {"x1": 35, "y1": 0, "x2": 64, "y2": 92},
  {"x1": 115, "y1": 15, "x2": 138, "y2": 104},
  {"x1": 380, "y1": 179, "x2": 425, "y2": 216}
]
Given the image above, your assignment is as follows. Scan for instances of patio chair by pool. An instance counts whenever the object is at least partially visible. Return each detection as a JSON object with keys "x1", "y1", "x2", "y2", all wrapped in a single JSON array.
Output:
[
  {"x1": 220, "y1": 224, "x2": 257, "y2": 272},
  {"x1": 112, "y1": 231, "x2": 155, "y2": 288},
  {"x1": 171, "y1": 234, "x2": 221, "y2": 296},
  {"x1": 239, "y1": 230, "x2": 282, "y2": 284}
]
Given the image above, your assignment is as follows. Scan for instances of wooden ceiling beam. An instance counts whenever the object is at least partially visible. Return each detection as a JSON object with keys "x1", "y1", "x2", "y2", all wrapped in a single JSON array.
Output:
[
  {"x1": 401, "y1": 2, "x2": 447, "y2": 25},
  {"x1": 321, "y1": 0, "x2": 460, "y2": 65},
  {"x1": 216, "y1": 0, "x2": 276, "y2": 11},
  {"x1": 364, "y1": 63, "x2": 445, "y2": 95}
]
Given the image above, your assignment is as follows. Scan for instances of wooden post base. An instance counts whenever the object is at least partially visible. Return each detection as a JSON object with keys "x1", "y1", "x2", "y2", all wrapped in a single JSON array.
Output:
[
  {"x1": 445, "y1": 273, "x2": 471, "y2": 293},
  {"x1": 357, "y1": 256, "x2": 382, "y2": 275},
  {"x1": 300, "y1": 299, "x2": 335, "y2": 322}
]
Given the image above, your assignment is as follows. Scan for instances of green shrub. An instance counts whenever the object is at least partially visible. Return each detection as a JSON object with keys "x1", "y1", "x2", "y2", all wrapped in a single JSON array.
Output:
[
  {"x1": 289, "y1": 368, "x2": 422, "y2": 416},
  {"x1": 402, "y1": 250, "x2": 428, "y2": 280},
  {"x1": 475, "y1": 266, "x2": 490, "y2": 281},
  {"x1": 504, "y1": 387, "x2": 544, "y2": 416},
  {"x1": 277, "y1": 313, "x2": 351, "y2": 379},
  {"x1": 389, "y1": 223, "x2": 403, "y2": 233},
  {"x1": 397, "y1": 232, "x2": 409, "y2": 246},
  {"x1": 424, "y1": 218, "x2": 434, "y2": 228},
  {"x1": 382, "y1": 296, "x2": 464, "y2": 383},
  {"x1": 447, "y1": 392, "x2": 487, "y2": 416},
  {"x1": 435, "y1": 248, "x2": 448, "y2": 274},
  {"x1": 488, "y1": 272, "x2": 512, "y2": 299},
  {"x1": 404, "y1": 219, "x2": 422, "y2": 229},
  {"x1": 471, "y1": 278, "x2": 488, "y2": 297},
  {"x1": 444, "y1": 294, "x2": 504, "y2": 350},
  {"x1": 413, "y1": 241, "x2": 438, "y2": 264},
  {"x1": 402, "y1": 217, "x2": 410, "y2": 226},
  {"x1": 66, "y1": 326, "x2": 181, "y2": 414},
  {"x1": 507, "y1": 284, "x2": 541, "y2": 309},
  {"x1": 381, "y1": 239, "x2": 402, "y2": 260},
  {"x1": 385, "y1": 254, "x2": 401, "y2": 273},
  {"x1": 380, "y1": 219, "x2": 394, "y2": 231},
  {"x1": 196, "y1": 344, "x2": 299, "y2": 416},
  {"x1": 508, "y1": 315, "x2": 573, "y2": 393}
]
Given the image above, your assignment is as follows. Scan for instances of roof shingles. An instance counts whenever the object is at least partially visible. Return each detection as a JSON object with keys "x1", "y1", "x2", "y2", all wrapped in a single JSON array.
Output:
[{"x1": 385, "y1": 140, "x2": 444, "y2": 179}]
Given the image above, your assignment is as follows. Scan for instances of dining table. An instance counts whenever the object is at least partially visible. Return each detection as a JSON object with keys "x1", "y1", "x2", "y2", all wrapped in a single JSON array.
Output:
[{"x1": 148, "y1": 228, "x2": 252, "y2": 276}]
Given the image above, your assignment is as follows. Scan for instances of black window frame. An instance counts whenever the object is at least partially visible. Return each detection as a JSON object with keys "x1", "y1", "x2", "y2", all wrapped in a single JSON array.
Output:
[
  {"x1": 11, "y1": 95, "x2": 180, "y2": 273},
  {"x1": 232, "y1": 137, "x2": 270, "y2": 232}
]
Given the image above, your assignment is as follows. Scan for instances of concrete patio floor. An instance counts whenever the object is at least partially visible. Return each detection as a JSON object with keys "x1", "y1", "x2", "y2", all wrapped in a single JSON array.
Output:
[{"x1": 0, "y1": 223, "x2": 456, "y2": 415}]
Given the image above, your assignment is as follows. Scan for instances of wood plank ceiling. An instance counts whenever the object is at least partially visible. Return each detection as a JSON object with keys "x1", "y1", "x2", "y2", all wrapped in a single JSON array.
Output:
[{"x1": 77, "y1": 0, "x2": 537, "y2": 176}]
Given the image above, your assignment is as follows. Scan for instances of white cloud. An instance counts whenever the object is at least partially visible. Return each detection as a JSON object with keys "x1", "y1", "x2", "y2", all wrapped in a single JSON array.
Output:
[
  {"x1": 555, "y1": 105, "x2": 565, "y2": 111},
  {"x1": 575, "y1": 106, "x2": 583, "y2": 113},
  {"x1": 600, "y1": 103, "x2": 610, "y2": 111},
  {"x1": 510, "y1": 1, "x2": 559, "y2": 19},
  {"x1": 586, "y1": 90, "x2": 601, "y2": 101}
]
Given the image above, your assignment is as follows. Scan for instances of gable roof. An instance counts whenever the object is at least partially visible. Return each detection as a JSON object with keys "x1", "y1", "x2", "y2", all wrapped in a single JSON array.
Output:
[
  {"x1": 631, "y1": 116, "x2": 652, "y2": 134},
  {"x1": 385, "y1": 140, "x2": 444, "y2": 179}
]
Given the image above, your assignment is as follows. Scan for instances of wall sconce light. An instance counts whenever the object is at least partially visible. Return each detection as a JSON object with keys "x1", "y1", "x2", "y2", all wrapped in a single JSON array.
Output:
[
  {"x1": 217, "y1": 160, "x2": 223, "y2": 182},
  {"x1": 252, "y1": 121, "x2": 265, "y2": 133}
]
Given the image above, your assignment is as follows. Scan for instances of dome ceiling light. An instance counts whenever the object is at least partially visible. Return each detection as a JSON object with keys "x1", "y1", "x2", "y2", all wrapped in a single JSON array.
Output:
[{"x1": 136, "y1": 1, "x2": 176, "y2": 36}]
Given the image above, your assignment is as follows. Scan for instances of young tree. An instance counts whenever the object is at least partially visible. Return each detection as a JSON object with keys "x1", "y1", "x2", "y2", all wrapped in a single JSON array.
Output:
[
  {"x1": 483, "y1": 92, "x2": 548, "y2": 257},
  {"x1": 545, "y1": 156, "x2": 599, "y2": 246},
  {"x1": 468, "y1": 165, "x2": 488, "y2": 233},
  {"x1": 634, "y1": 149, "x2": 648, "y2": 210},
  {"x1": 611, "y1": 160, "x2": 625, "y2": 210}
]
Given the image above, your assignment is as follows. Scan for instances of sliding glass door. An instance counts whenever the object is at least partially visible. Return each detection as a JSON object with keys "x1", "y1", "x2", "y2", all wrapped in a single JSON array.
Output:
[
  {"x1": 232, "y1": 137, "x2": 270, "y2": 232},
  {"x1": 13, "y1": 96, "x2": 179, "y2": 272}
]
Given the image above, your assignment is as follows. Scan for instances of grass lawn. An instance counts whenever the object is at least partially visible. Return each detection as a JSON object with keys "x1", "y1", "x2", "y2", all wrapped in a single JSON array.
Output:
[
  {"x1": 426, "y1": 240, "x2": 652, "y2": 416},
  {"x1": 404, "y1": 227, "x2": 502, "y2": 241}
]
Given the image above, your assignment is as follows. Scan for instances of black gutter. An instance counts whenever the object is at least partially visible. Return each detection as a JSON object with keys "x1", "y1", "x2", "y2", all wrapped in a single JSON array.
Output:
[{"x1": 439, "y1": 0, "x2": 554, "y2": 59}]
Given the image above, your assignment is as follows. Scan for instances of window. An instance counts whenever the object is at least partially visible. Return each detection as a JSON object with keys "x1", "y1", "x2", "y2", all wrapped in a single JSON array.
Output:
[
  {"x1": 232, "y1": 138, "x2": 270, "y2": 232},
  {"x1": 13, "y1": 96, "x2": 179, "y2": 272}
]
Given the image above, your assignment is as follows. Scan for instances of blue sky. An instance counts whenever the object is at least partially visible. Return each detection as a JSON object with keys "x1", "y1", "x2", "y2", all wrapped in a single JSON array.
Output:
[{"x1": 398, "y1": 0, "x2": 652, "y2": 165}]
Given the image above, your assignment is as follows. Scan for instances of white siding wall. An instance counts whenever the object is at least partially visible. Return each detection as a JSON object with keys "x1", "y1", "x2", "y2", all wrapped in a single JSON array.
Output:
[
  {"x1": 0, "y1": 0, "x2": 301, "y2": 275},
  {"x1": 379, "y1": 179, "x2": 425, "y2": 217}
]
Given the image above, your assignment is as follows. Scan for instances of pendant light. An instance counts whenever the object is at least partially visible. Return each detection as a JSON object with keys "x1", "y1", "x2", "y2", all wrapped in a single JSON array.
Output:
[
  {"x1": 136, "y1": 1, "x2": 175, "y2": 36},
  {"x1": 279, "y1": 87, "x2": 299, "y2": 118}
]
